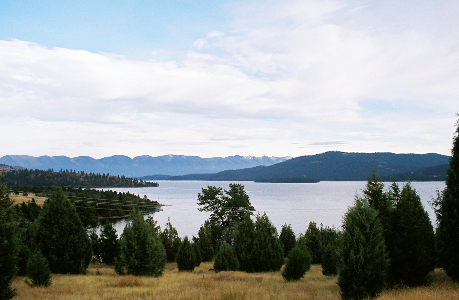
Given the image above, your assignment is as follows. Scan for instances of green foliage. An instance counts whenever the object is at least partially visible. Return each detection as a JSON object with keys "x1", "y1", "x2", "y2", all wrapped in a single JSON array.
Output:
[
  {"x1": 192, "y1": 241, "x2": 201, "y2": 268},
  {"x1": 279, "y1": 224, "x2": 296, "y2": 257},
  {"x1": 282, "y1": 243, "x2": 311, "y2": 281},
  {"x1": 36, "y1": 188, "x2": 92, "y2": 274},
  {"x1": 197, "y1": 184, "x2": 255, "y2": 248},
  {"x1": 301, "y1": 221, "x2": 322, "y2": 264},
  {"x1": 197, "y1": 221, "x2": 214, "y2": 262},
  {"x1": 159, "y1": 218, "x2": 181, "y2": 262},
  {"x1": 0, "y1": 178, "x2": 19, "y2": 300},
  {"x1": 251, "y1": 213, "x2": 284, "y2": 272},
  {"x1": 98, "y1": 221, "x2": 120, "y2": 265},
  {"x1": 214, "y1": 242, "x2": 239, "y2": 272},
  {"x1": 116, "y1": 211, "x2": 166, "y2": 276},
  {"x1": 435, "y1": 117, "x2": 459, "y2": 282},
  {"x1": 26, "y1": 249, "x2": 52, "y2": 287},
  {"x1": 233, "y1": 214, "x2": 255, "y2": 272},
  {"x1": 321, "y1": 235, "x2": 340, "y2": 276},
  {"x1": 338, "y1": 198, "x2": 389, "y2": 300},
  {"x1": 89, "y1": 230, "x2": 100, "y2": 263},
  {"x1": 177, "y1": 236, "x2": 196, "y2": 272}
]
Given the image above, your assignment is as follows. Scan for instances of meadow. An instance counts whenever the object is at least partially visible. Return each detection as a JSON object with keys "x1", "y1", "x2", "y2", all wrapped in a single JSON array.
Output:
[{"x1": 11, "y1": 262, "x2": 459, "y2": 300}]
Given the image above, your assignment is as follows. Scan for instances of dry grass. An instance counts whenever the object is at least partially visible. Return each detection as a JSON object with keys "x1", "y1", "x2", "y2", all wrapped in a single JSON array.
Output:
[
  {"x1": 10, "y1": 193, "x2": 47, "y2": 206},
  {"x1": 11, "y1": 263, "x2": 458, "y2": 300}
]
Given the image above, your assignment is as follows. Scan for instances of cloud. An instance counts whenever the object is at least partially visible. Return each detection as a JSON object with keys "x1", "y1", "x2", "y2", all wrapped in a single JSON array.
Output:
[{"x1": 0, "y1": 0, "x2": 458, "y2": 158}]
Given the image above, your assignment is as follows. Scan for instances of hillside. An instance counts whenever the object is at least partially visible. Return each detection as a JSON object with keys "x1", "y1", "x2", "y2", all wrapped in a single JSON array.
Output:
[
  {"x1": 0, "y1": 155, "x2": 288, "y2": 177},
  {"x1": 165, "y1": 151, "x2": 450, "y2": 182}
]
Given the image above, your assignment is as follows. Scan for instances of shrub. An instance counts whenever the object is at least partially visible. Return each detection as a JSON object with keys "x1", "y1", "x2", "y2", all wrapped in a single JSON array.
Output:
[
  {"x1": 26, "y1": 249, "x2": 52, "y2": 287},
  {"x1": 282, "y1": 244, "x2": 311, "y2": 281},
  {"x1": 177, "y1": 236, "x2": 196, "y2": 271},
  {"x1": 116, "y1": 211, "x2": 166, "y2": 276},
  {"x1": 338, "y1": 198, "x2": 389, "y2": 300},
  {"x1": 214, "y1": 242, "x2": 239, "y2": 272}
]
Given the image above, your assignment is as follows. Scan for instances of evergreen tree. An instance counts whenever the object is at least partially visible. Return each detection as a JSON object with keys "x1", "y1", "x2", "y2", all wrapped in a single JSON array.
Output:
[
  {"x1": 99, "y1": 221, "x2": 120, "y2": 265},
  {"x1": 26, "y1": 249, "x2": 52, "y2": 287},
  {"x1": 116, "y1": 211, "x2": 166, "y2": 276},
  {"x1": 282, "y1": 243, "x2": 311, "y2": 281},
  {"x1": 177, "y1": 236, "x2": 196, "y2": 272},
  {"x1": 192, "y1": 241, "x2": 202, "y2": 268},
  {"x1": 435, "y1": 117, "x2": 459, "y2": 281},
  {"x1": 387, "y1": 182, "x2": 435, "y2": 286},
  {"x1": 321, "y1": 236, "x2": 340, "y2": 276},
  {"x1": 302, "y1": 221, "x2": 322, "y2": 264},
  {"x1": 197, "y1": 221, "x2": 214, "y2": 262},
  {"x1": 338, "y1": 198, "x2": 388, "y2": 300},
  {"x1": 0, "y1": 178, "x2": 19, "y2": 300},
  {"x1": 214, "y1": 242, "x2": 239, "y2": 272},
  {"x1": 89, "y1": 230, "x2": 100, "y2": 263},
  {"x1": 251, "y1": 213, "x2": 284, "y2": 272},
  {"x1": 159, "y1": 218, "x2": 181, "y2": 263},
  {"x1": 279, "y1": 223, "x2": 296, "y2": 257},
  {"x1": 36, "y1": 188, "x2": 92, "y2": 274},
  {"x1": 233, "y1": 214, "x2": 255, "y2": 272}
]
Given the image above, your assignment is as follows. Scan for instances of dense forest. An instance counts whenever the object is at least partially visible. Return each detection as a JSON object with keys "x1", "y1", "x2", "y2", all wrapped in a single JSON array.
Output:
[{"x1": 1, "y1": 168, "x2": 158, "y2": 188}]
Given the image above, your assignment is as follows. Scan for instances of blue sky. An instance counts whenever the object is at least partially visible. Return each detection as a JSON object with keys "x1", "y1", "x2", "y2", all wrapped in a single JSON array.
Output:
[{"x1": 1, "y1": 0, "x2": 458, "y2": 158}]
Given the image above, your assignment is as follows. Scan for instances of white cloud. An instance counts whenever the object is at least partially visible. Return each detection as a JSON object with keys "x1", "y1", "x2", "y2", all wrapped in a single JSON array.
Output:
[{"x1": 1, "y1": 0, "x2": 458, "y2": 158}]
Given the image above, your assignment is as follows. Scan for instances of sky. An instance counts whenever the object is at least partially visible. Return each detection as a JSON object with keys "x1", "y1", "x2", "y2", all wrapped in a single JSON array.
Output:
[{"x1": 1, "y1": 0, "x2": 458, "y2": 159}]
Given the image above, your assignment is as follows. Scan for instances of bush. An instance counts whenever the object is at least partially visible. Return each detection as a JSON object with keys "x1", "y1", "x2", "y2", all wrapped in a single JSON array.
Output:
[
  {"x1": 177, "y1": 236, "x2": 196, "y2": 271},
  {"x1": 36, "y1": 188, "x2": 92, "y2": 274},
  {"x1": 26, "y1": 249, "x2": 52, "y2": 287},
  {"x1": 282, "y1": 244, "x2": 311, "y2": 281},
  {"x1": 214, "y1": 242, "x2": 239, "y2": 272},
  {"x1": 116, "y1": 211, "x2": 166, "y2": 276},
  {"x1": 338, "y1": 198, "x2": 389, "y2": 300}
]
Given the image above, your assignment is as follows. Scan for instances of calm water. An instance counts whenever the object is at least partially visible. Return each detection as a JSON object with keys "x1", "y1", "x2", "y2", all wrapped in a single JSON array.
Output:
[{"x1": 108, "y1": 180, "x2": 445, "y2": 238}]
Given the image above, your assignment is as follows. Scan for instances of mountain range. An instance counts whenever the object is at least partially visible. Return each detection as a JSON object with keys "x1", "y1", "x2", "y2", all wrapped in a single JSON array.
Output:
[
  {"x1": 0, "y1": 155, "x2": 288, "y2": 177},
  {"x1": 157, "y1": 151, "x2": 450, "y2": 182}
]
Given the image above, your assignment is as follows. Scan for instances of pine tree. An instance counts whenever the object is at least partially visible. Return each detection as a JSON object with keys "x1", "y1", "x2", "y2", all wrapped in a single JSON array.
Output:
[
  {"x1": 279, "y1": 223, "x2": 296, "y2": 257},
  {"x1": 387, "y1": 182, "x2": 435, "y2": 286},
  {"x1": 233, "y1": 213, "x2": 255, "y2": 272},
  {"x1": 99, "y1": 221, "x2": 120, "y2": 265},
  {"x1": 214, "y1": 242, "x2": 239, "y2": 272},
  {"x1": 116, "y1": 211, "x2": 166, "y2": 276},
  {"x1": 251, "y1": 213, "x2": 284, "y2": 272},
  {"x1": 338, "y1": 198, "x2": 389, "y2": 300},
  {"x1": 197, "y1": 221, "x2": 214, "y2": 262},
  {"x1": 177, "y1": 236, "x2": 196, "y2": 272},
  {"x1": 435, "y1": 117, "x2": 459, "y2": 281},
  {"x1": 282, "y1": 243, "x2": 311, "y2": 281},
  {"x1": 0, "y1": 178, "x2": 19, "y2": 300},
  {"x1": 321, "y1": 236, "x2": 340, "y2": 276},
  {"x1": 302, "y1": 221, "x2": 322, "y2": 264},
  {"x1": 192, "y1": 241, "x2": 202, "y2": 268},
  {"x1": 26, "y1": 249, "x2": 52, "y2": 287},
  {"x1": 36, "y1": 188, "x2": 92, "y2": 274},
  {"x1": 159, "y1": 218, "x2": 181, "y2": 262}
]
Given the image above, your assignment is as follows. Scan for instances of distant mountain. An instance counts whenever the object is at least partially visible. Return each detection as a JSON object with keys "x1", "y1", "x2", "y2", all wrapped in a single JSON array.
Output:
[
  {"x1": 0, "y1": 155, "x2": 289, "y2": 178},
  {"x1": 165, "y1": 151, "x2": 450, "y2": 182}
]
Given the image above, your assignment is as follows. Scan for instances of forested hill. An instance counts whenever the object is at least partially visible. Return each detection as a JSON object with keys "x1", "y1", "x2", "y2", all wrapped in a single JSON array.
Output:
[
  {"x1": 1, "y1": 168, "x2": 158, "y2": 188},
  {"x1": 164, "y1": 151, "x2": 450, "y2": 182}
]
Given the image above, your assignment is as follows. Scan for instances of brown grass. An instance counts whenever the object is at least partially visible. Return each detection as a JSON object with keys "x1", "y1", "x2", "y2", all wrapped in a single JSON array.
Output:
[
  {"x1": 10, "y1": 193, "x2": 47, "y2": 206},
  {"x1": 11, "y1": 263, "x2": 458, "y2": 300}
]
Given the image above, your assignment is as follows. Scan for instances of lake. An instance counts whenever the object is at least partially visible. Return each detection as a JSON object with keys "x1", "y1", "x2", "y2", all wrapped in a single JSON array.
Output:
[{"x1": 107, "y1": 180, "x2": 445, "y2": 238}]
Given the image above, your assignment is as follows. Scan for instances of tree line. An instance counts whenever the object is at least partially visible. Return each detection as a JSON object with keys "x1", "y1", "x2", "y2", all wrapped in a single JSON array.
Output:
[{"x1": 2, "y1": 118, "x2": 459, "y2": 299}]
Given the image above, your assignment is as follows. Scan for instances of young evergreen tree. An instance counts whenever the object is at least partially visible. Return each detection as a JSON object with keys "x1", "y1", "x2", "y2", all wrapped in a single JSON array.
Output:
[
  {"x1": 192, "y1": 241, "x2": 202, "y2": 268},
  {"x1": 0, "y1": 178, "x2": 19, "y2": 300},
  {"x1": 214, "y1": 242, "x2": 239, "y2": 272},
  {"x1": 89, "y1": 230, "x2": 100, "y2": 263},
  {"x1": 116, "y1": 211, "x2": 166, "y2": 276},
  {"x1": 26, "y1": 249, "x2": 52, "y2": 287},
  {"x1": 302, "y1": 221, "x2": 322, "y2": 264},
  {"x1": 338, "y1": 198, "x2": 389, "y2": 300},
  {"x1": 233, "y1": 213, "x2": 255, "y2": 272},
  {"x1": 99, "y1": 221, "x2": 120, "y2": 265},
  {"x1": 282, "y1": 243, "x2": 311, "y2": 281},
  {"x1": 36, "y1": 188, "x2": 92, "y2": 274},
  {"x1": 159, "y1": 218, "x2": 182, "y2": 263},
  {"x1": 279, "y1": 223, "x2": 296, "y2": 257},
  {"x1": 251, "y1": 213, "x2": 284, "y2": 272},
  {"x1": 197, "y1": 221, "x2": 214, "y2": 262},
  {"x1": 387, "y1": 182, "x2": 435, "y2": 286},
  {"x1": 177, "y1": 236, "x2": 196, "y2": 272},
  {"x1": 321, "y1": 235, "x2": 340, "y2": 276},
  {"x1": 435, "y1": 117, "x2": 459, "y2": 281}
]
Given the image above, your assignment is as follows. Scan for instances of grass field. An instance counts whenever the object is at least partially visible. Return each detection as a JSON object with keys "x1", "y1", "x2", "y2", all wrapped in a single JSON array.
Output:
[
  {"x1": 10, "y1": 193, "x2": 48, "y2": 206},
  {"x1": 11, "y1": 263, "x2": 459, "y2": 300}
]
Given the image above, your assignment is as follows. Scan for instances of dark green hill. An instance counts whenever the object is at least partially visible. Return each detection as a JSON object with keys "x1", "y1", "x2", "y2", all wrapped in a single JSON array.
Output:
[{"x1": 168, "y1": 151, "x2": 449, "y2": 182}]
